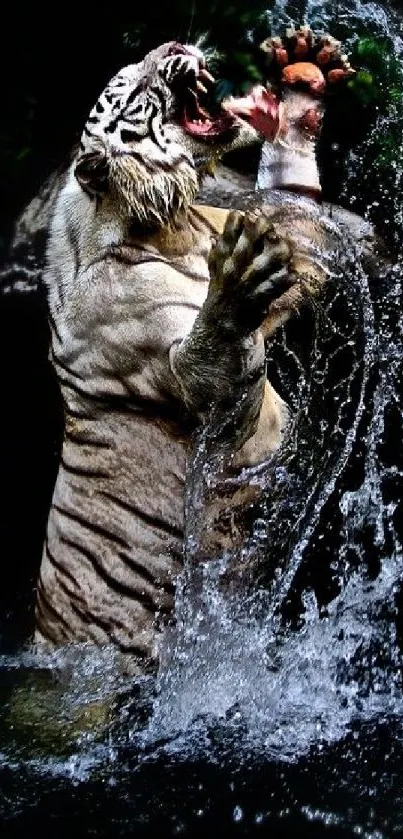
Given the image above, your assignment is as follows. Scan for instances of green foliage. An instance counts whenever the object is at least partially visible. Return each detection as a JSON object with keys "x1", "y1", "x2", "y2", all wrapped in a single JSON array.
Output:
[
  {"x1": 348, "y1": 36, "x2": 403, "y2": 110},
  {"x1": 340, "y1": 33, "x2": 403, "y2": 246}
]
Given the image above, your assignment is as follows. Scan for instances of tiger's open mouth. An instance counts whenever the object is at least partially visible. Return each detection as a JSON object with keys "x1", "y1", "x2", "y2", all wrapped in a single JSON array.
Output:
[
  {"x1": 180, "y1": 66, "x2": 239, "y2": 143},
  {"x1": 180, "y1": 62, "x2": 282, "y2": 144}
]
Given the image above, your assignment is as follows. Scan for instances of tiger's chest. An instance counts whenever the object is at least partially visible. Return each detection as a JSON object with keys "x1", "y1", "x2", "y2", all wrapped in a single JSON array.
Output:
[{"x1": 46, "y1": 212, "x2": 219, "y2": 411}]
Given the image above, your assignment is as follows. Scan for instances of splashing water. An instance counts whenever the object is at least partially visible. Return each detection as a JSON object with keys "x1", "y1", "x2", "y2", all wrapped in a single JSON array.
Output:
[
  {"x1": 262, "y1": 0, "x2": 403, "y2": 247},
  {"x1": 267, "y1": 0, "x2": 403, "y2": 37},
  {"x1": 149, "y1": 220, "x2": 403, "y2": 762},
  {"x1": 144, "y1": 2, "x2": 403, "y2": 768}
]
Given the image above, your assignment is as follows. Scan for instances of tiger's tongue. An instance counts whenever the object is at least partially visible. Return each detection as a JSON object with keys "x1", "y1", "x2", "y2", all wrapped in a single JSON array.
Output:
[{"x1": 222, "y1": 85, "x2": 282, "y2": 141}]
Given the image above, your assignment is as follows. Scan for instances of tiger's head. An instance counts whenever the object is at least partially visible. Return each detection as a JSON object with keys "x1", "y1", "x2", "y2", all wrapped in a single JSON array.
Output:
[{"x1": 74, "y1": 42, "x2": 273, "y2": 229}]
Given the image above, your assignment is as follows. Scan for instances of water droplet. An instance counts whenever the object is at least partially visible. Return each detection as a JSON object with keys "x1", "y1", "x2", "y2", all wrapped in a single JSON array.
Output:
[{"x1": 233, "y1": 805, "x2": 244, "y2": 823}]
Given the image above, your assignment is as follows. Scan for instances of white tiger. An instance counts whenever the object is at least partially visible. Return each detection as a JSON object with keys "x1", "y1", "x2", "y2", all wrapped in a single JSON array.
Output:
[{"x1": 9, "y1": 33, "x2": 360, "y2": 672}]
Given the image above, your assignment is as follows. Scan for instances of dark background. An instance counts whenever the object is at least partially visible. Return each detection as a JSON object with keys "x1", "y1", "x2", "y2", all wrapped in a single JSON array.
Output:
[
  {"x1": 0, "y1": 0, "x2": 273, "y2": 243},
  {"x1": 2, "y1": 0, "x2": 403, "y2": 240}
]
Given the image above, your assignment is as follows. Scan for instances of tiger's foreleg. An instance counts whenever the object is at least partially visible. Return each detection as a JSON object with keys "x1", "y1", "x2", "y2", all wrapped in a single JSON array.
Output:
[{"x1": 170, "y1": 210, "x2": 295, "y2": 463}]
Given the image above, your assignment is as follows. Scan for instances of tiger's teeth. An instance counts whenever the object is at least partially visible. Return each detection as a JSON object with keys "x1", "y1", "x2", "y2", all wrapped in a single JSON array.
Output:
[
  {"x1": 197, "y1": 81, "x2": 208, "y2": 94},
  {"x1": 200, "y1": 69, "x2": 215, "y2": 83}
]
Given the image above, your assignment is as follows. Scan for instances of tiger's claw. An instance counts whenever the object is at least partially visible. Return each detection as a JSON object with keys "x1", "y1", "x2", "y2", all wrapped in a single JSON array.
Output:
[{"x1": 207, "y1": 210, "x2": 295, "y2": 335}]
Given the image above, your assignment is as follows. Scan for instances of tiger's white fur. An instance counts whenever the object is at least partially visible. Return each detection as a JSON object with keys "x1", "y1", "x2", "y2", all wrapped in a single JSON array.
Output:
[{"x1": 33, "y1": 41, "x2": 338, "y2": 671}]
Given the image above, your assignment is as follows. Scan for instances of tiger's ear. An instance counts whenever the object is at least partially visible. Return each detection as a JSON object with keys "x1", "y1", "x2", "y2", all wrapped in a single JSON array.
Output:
[{"x1": 75, "y1": 149, "x2": 110, "y2": 198}]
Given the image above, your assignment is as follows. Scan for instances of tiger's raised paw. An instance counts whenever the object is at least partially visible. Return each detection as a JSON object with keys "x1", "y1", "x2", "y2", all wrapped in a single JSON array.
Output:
[
  {"x1": 206, "y1": 210, "x2": 294, "y2": 336},
  {"x1": 259, "y1": 25, "x2": 355, "y2": 93}
]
